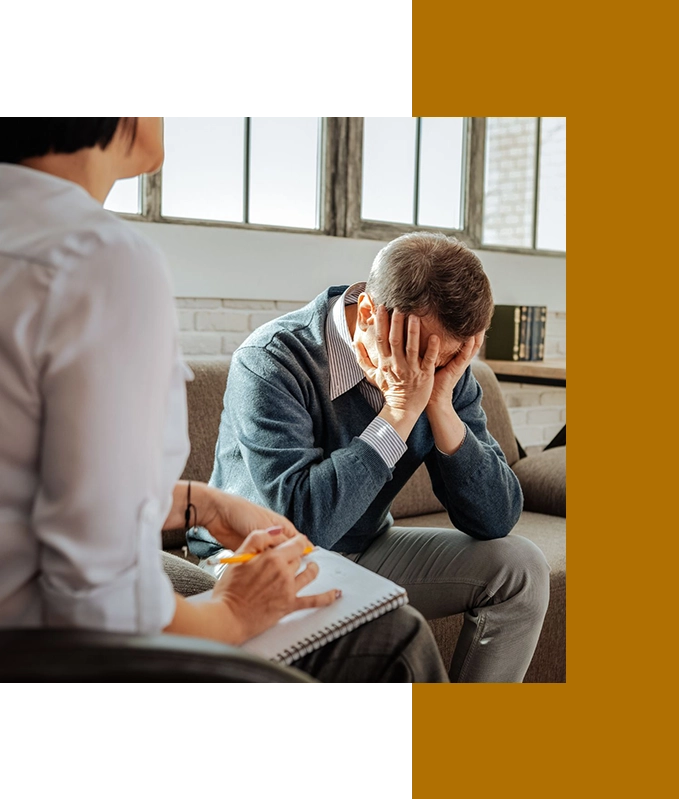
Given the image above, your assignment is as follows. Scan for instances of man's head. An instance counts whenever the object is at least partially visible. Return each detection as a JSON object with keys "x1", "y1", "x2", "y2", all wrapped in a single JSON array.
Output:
[{"x1": 355, "y1": 232, "x2": 493, "y2": 368}]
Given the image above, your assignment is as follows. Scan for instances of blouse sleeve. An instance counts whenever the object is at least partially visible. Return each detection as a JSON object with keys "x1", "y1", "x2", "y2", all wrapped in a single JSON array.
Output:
[{"x1": 31, "y1": 231, "x2": 179, "y2": 633}]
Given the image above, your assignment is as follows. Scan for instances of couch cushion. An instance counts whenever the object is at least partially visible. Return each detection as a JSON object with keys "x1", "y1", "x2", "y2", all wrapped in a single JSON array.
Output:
[
  {"x1": 390, "y1": 464, "x2": 446, "y2": 519},
  {"x1": 162, "y1": 551, "x2": 216, "y2": 596},
  {"x1": 182, "y1": 359, "x2": 230, "y2": 483},
  {"x1": 512, "y1": 446, "x2": 566, "y2": 518},
  {"x1": 471, "y1": 360, "x2": 520, "y2": 467}
]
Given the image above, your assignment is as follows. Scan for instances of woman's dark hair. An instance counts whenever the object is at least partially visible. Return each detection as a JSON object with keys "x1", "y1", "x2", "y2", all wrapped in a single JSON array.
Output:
[{"x1": 0, "y1": 118, "x2": 138, "y2": 164}]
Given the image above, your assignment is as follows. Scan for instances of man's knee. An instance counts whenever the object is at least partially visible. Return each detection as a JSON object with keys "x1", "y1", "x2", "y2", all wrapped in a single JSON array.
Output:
[{"x1": 476, "y1": 535, "x2": 550, "y2": 618}]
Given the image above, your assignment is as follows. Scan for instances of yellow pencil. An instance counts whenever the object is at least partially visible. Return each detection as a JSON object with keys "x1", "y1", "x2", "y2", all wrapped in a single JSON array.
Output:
[{"x1": 217, "y1": 546, "x2": 315, "y2": 564}]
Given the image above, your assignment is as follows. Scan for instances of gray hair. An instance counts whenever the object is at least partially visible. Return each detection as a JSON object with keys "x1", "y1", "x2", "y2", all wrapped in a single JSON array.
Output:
[{"x1": 365, "y1": 232, "x2": 493, "y2": 339}]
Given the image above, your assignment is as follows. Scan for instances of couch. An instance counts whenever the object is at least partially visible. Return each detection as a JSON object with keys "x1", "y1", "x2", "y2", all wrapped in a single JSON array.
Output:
[{"x1": 163, "y1": 358, "x2": 566, "y2": 683}]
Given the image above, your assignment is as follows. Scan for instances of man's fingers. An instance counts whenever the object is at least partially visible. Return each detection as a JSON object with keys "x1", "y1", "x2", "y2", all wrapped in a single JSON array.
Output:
[
  {"x1": 389, "y1": 310, "x2": 406, "y2": 366},
  {"x1": 422, "y1": 334, "x2": 440, "y2": 372},
  {"x1": 374, "y1": 304, "x2": 391, "y2": 360},
  {"x1": 406, "y1": 315, "x2": 421, "y2": 365},
  {"x1": 353, "y1": 340, "x2": 376, "y2": 376}
]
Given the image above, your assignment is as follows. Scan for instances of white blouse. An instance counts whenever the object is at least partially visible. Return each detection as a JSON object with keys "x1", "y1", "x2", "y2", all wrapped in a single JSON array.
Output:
[{"x1": 0, "y1": 164, "x2": 190, "y2": 632}]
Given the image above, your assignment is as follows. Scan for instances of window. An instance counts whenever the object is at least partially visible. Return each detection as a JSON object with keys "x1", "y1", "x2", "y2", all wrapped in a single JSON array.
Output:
[
  {"x1": 162, "y1": 117, "x2": 244, "y2": 223},
  {"x1": 104, "y1": 176, "x2": 141, "y2": 215},
  {"x1": 160, "y1": 117, "x2": 321, "y2": 230},
  {"x1": 482, "y1": 117, "x2": 566, "y2": 252},
  {"x1": 107, "y1": 117, "x2": 565, "y2": 255},
  {"x1": 361, "y1": 117, "x2": 465, "y2": 230}
]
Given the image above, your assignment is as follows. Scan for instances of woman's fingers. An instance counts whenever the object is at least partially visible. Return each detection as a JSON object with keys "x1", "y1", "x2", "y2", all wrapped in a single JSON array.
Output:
[
  {"x1": 276, "y1": 534, "x2": 313, "y2": 564},
  {"x1": 293, "y1": 560, "x2": 342, "y2": 608},
  {"x1": 238, "y1": 527, "x2": 285, "y2": 554},
  {"x1": 238, "y1": 530, "x2": 309, "y2": 562},
  {"x1": 295, "y1": 589, "x2": 341, "y2": 610}
]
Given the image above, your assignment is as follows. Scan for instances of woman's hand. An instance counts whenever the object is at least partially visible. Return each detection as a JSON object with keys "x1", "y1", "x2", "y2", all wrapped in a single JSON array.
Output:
[
  {"x1": 198, "y1": 488, "x2": 300, "y2": 551},
  {"x1": 164, "y1": 482, "x2": 300, "y2": 551},
  {"x1": 213, "y1": 528, "x2": 340, "y2": 643}
]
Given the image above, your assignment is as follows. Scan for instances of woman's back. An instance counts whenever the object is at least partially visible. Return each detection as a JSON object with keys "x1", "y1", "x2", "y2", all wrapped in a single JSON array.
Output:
[{"x1": 0, "y1": 163, "x2": 189, "y2": 630}]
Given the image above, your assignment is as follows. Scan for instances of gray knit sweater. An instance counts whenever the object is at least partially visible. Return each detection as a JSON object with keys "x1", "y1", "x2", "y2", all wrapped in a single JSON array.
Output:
[{"x1": 187, "y1": 286, "x2": 523, "y2": 558}]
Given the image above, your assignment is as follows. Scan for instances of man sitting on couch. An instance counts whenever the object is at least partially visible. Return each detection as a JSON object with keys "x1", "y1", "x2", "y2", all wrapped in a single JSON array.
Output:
[{"x1": 189, "y1": 232, "x2": 550, "y2": 682}]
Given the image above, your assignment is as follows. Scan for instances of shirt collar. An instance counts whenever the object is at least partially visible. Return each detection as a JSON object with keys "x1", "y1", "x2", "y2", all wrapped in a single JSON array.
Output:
[{"x1": 326, "y1": 282, "x2": 367, "y2": 400}]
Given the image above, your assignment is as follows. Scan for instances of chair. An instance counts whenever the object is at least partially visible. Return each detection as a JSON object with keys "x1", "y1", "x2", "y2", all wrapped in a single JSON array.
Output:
[{"x1": 0, "y1": 629, "x2": 315, "y2": 682}]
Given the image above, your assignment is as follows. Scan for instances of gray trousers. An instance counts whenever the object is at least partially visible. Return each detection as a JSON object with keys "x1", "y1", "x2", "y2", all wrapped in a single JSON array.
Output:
[
  {"x1": 294, "y1": 604, "x2": 448, "y2": 683},
  {"x1": 194, "y1": 526, "x2": 550, "y2": 683},
  {"x1": 344, "y1": 527, "x2": 551, "y2": 682}
]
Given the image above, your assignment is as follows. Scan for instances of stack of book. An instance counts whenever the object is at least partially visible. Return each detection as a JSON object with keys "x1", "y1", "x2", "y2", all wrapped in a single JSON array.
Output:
[{"x1": 485, "y1": 305, "x2": 547, "y2": 361}]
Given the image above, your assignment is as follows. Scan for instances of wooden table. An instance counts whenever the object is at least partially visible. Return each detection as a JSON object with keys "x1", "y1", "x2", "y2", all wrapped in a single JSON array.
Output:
[
  {"x1": 482, "y1": 358, "x2": 566, "y2": 388},
  {"x1": 481, "y1": 358, "x2": 566, "y2": 452}
]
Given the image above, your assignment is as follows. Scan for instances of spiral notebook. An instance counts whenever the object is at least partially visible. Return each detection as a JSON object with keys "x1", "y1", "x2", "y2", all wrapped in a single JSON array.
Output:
[{"x1": 188, "y1": 548, "x2": 408, "y2": 665}]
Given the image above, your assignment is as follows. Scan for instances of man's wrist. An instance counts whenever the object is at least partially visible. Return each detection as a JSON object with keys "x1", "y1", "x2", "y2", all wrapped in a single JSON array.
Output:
[
  {"x1": 427, "y1": 404, "x2": 466, "y2": 455},
  {"x1": 425, "y1": 400, "x2": 456, "y2": 423},
  {"x1": 379, "y1": 404, "x2": 421, "y2": 442}
]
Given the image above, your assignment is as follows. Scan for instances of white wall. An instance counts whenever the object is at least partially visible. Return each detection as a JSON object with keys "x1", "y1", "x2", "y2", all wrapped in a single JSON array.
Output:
[{"x1": 128, "y1": 221, "x2": 567, "y2": 312}]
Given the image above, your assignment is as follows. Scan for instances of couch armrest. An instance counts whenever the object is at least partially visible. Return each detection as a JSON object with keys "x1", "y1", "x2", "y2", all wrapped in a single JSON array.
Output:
[{"x1": 512, "y1": 446, "x2": 566, "y2": 518}]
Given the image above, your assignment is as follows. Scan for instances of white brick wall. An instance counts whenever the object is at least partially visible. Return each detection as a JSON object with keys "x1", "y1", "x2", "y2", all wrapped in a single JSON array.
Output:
[
  {"x1": 177, "y1": 298, "x2": 566, "y2": 453},
  {"x1": 501, "y1": 378, "x2": 566, "y2": 455},
  {"x1": 176, "y1": 298, "x2": 306, "y2": 358}
]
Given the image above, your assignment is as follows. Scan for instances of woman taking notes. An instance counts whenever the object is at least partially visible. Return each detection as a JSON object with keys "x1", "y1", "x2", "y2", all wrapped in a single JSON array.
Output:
[{"x1": 0, "y1": 118, "x2": 446, "y2": 681}]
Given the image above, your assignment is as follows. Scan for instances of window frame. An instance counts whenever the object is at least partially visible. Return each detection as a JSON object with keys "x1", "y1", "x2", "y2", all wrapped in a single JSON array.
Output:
[{"x1": 115, "y1": 116, "x2": 565, "y2": 257}]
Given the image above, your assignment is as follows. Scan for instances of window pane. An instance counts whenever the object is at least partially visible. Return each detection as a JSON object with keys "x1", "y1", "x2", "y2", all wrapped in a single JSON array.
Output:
[
  {"x1": 248, "y1": 117, "x2": 320, "y2": 228},
  {"x1": 417, "y1": 117, "x2": 464, "y2": 229},
  {"x1": 536, "y1": 117, "x2": 566, "y2": 251},
  {"x1": 483, "y1": 117, "x2": 537, "y2": 247},
  {"x1": 362, "y1": 117, "x2": 416, "y2": 224},
  {"x1": 162, "y1": 117, "x2": 244, "y2": 222},
  {"x1": 104, "y1": 177, "x2": 140, "y2": 214}
]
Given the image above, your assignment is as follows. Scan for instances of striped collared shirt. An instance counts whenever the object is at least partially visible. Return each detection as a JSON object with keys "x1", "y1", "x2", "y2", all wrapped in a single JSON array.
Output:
[{"x1": 325, "y1": 283, "x2": 408, "y2": 469}]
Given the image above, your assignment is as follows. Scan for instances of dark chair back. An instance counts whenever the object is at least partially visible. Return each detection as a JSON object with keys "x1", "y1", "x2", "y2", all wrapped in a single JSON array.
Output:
[{"x1": 0, "y1": 630, "x2": 315, "y2": 682}]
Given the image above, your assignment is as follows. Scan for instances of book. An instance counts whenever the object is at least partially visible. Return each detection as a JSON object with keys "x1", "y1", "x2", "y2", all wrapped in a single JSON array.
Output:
[
  {"x1": 485, "y1": 304, "x2": 548, "y2": 362},
  {"x1": 518, "y1": 305, "x2": 528, "y2": 360},
  {"x1": 538, "y1": 307, "x2": 547, "y2": 360},
  {"x1": 530, "y1": 306, "x2": 547, "y2": 361},
  {"x1": 484, "y1": 305, "x2": 521, "y2": 360},
  {"x1": 526, "y1": 306, "x2": 535, "y2": 360},
  {"x1": 188, "y1": 548, "x2": 409, "y2": 665}
]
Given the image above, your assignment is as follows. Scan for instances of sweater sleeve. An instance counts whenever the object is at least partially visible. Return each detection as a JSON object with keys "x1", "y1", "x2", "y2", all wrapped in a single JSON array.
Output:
[
  {"x1": 423, "y1": 366, "x2": 523, "y2": 539},
  {"x1": 215, "y1": 349, "x2": 395, "y2": 549}
]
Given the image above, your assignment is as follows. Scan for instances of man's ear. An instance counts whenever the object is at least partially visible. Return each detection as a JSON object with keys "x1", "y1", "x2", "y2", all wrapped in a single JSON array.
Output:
[{"x1": 356, "y1": 293, "x2": 376, "y2": 332}]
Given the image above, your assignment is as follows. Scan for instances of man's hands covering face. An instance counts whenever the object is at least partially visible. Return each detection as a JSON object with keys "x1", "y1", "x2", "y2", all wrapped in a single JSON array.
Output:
[
  {"x1": 427, "y1": 331, "x2": 485, "y2": 411},
  {"x1": 352, "y1": 305, "x2": 482, "y2": 454},
  {"x1": 353, "y1": 306, "x2": 440, "y2": 421}
]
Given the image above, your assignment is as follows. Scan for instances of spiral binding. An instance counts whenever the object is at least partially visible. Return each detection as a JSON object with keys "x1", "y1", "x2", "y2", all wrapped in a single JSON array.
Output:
[{"x1": 273, "y1": 588, "x2": 408, "y2": 666}]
